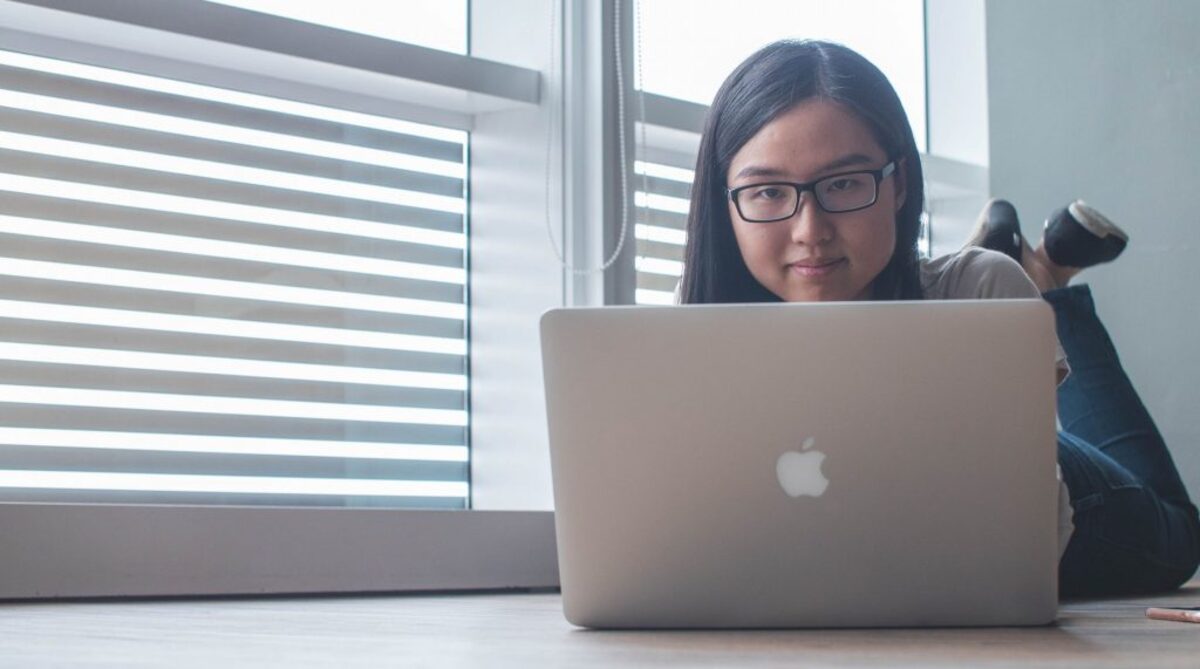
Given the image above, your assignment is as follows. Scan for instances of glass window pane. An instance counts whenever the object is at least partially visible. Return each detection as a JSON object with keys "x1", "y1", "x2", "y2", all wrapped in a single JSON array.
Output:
[
  {"x1": 204, "y1": 0, "x2": 468, "y2": 54},
  {"x1": 635, "y1": 0, "x2": 926, "y2": 151},
  {"x1": 0, "y1": 49, "x2": 469, "y2": 508}
]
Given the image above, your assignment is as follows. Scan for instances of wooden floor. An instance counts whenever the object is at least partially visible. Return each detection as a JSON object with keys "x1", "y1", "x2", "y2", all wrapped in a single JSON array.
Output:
[{"x1": 2, "y1": 582, "x2": 1198, "y2": 667}]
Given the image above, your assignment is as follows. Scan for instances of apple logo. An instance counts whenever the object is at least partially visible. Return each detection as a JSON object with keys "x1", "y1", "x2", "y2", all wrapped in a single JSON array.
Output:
[{"x1": 776, "y1": 437, "x2": 829, "y2": 498}]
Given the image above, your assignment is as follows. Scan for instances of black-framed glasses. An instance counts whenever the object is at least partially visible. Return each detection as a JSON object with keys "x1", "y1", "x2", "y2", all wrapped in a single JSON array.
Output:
[{"x1": 726, "y1": 161, "x2": 897, "y2": 222}]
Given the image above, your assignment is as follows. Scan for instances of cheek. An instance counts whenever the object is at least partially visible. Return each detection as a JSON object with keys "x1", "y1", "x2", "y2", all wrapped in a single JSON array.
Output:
[
  {"x1": 730, "y1": 219, "x2": 778, "y2": 270},
  {"x1": 845, "y1": 214, "x2": 897, "y2": 268},
  {"x1": 729, "y1": 206, "x2": 756, "y2": 261},
  {"x1": 875, "y1": 194, "x2": 900, "y2": 260},
  {"x1": 872, "y1": 225, "x2": 897, "y2": 265}
]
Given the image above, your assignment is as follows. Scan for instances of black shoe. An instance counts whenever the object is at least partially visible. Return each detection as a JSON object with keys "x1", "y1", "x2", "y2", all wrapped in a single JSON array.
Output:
[
  {"x1": 965, "y1": 198, "x2": 1024, "y2": 263},
  {"x1": 1043, "y1": 200, "x2": 1129, "y2": 268}
]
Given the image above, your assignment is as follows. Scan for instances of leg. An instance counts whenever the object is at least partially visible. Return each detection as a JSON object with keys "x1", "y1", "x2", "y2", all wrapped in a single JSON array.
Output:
[
  {"x1": 969, "y1": 200, "x2": 1200, "y2": 594},
  {"x1": 1047, "y1": 285, "x2": 1193, "y2": 505},
  {"x1": 1046, "y1": 286, "x2": 1200, "y2": 596},
  {"x1": 1057, "y1": 431, "x2": 1200, "y2": 596}
]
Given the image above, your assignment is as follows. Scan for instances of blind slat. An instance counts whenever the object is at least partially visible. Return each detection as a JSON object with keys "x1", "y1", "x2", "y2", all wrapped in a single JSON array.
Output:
[
  {"x1": 0, "y1": 106, "x2": 465, "y2": 196},
  {"x1": 0, "y1": 384, "x2": 466, "y2": 425},
  {"x1": 0, "y1": 61, "x2": 465, "y2": 161},
  {"x1": 0, "y1": 404, "x2": 466, "y2": 444},
  {"x1": 0, "y1": 317, "x2": 465, "y2": 374},
  {"x1": 0, "y1": 487, "x2": 467, "y2": 508},
  {"x1": 638, "y1": 174, "x2": 692, "y2": 200},
  {"x1": 0, "y1": 360, "x2": 467, "y2": 409},
  {"x1": 0, "y1": 257, "x2": 465, "y2": 320},
  {"x1": 0, "y1": 428, "x2": 467, "y2": 460},
  {"x1": 635, "y1": 207, "x2": 688, "y2": 231},
  {"x1": 0, "y1": 470, "x2": 468, "y2": 498},
  {"x1": 1, "y1": 150, "x2": 466, "y2": 226},
  {"x1": 0, "y1": 447, "x2": 468, "y2": 482},
  {"x1": 636, "y1": 238, "x2": 684, "y2": 263},
  {"x1": 0, "y1": 131, "x2": 464, "y2": 211},
  {"x1": 0, "y1": 279, "x2": 468, "y2": 340},
  {"x1": 637, "y1": 273, "x2": 684, "y2": 294},
  {"x1": 0, "y1": 191, "x2": 466, "y2": 268},
  {"x1": 2, "y1": 230, "x2": 468, "y2": 303}
]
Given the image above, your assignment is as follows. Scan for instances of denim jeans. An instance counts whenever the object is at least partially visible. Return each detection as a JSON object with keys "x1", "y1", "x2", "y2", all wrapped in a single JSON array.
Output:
[{"x1": 1048, "y1": 285, "x2": 1200, "y2": 597}]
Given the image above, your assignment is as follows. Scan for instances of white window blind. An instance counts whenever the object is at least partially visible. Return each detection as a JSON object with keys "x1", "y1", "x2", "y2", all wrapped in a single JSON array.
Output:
[
  {"x1": 634, "y1": 160, "x2": 693, "y2": 305},
  {"x1": 0, "y1": 50, "x2": 470, "y2": 508}
]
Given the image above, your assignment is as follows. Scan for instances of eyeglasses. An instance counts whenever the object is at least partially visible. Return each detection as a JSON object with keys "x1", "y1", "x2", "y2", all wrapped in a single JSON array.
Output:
[{"x1": 726, "y1": 161, "x2": 897, "y2": 223}]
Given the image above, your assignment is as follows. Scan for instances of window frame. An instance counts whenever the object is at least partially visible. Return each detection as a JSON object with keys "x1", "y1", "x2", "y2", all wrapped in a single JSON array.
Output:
[{"x1": 0, "y1": 0, "x2": 563, "y2": 598}]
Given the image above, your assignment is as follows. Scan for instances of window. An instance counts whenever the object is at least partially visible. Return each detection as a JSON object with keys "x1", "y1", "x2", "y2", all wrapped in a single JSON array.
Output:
[
  {"x1": 635, "y1": 0, "x2": 927, "y2": 149},
  {"x1": 634, "y1": 160, "x2": 692, "y2": 305},
  {"x1": 0, "y1": 0, "x2": 555, "y2": 598},
  {"x1": 0, "y1": 49, "x2": 470, "y2": 508}
]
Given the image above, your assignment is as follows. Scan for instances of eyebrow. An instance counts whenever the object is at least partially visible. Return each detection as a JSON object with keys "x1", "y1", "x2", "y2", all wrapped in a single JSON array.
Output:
[{"x1": 732, "y1": 153, "x2": 876, "y2": 182}]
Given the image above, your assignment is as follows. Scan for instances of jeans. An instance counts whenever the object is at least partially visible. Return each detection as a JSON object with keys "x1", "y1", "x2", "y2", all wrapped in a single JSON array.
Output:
[{"x1": 1048, "y1": 285, "x2": 1200, "y2": 597}]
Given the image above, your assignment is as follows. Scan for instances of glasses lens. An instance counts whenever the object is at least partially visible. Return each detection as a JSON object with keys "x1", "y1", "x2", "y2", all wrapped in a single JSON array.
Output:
[
  {"x1": 814, "y1": 172, "x2": 877, "y2": 212},
  {"x1": 736, "y1": 184, "x2": 797, "y2": 222}
]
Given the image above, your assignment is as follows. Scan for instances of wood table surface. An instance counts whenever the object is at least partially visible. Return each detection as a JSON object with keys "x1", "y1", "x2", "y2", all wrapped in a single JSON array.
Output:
[{"x1": 2, "y1": 581, "x2": 1198, "y2": 667}]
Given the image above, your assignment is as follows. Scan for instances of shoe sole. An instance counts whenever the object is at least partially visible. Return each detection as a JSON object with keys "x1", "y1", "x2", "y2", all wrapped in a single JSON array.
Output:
[{"x1": 1068, "y1": 200, "x2": 1129, "y2": 242}]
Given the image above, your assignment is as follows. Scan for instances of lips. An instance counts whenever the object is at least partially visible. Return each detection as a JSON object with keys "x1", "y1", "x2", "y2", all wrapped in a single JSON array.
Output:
[
  {"x1": 790, "y1": 258, "x2": 842, "y2": 268},
  {"x1": 788, "y1": 258, "x2": 845, "y2": 278}
]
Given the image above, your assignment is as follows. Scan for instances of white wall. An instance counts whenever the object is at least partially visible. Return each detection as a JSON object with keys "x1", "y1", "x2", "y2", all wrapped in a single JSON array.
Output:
[
  {"x1": 924, "y1": 0, "x2": 990, "y2": 257},
  {"x1": 986, "y1": 0, "x2": 1200, "y2": 498},
  {"x1": 926, "y1": 0, "x2": 988, "y2": 167}
]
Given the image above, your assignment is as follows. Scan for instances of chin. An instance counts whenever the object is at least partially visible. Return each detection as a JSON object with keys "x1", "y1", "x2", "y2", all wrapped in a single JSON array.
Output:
[{"x1": 780, "y1": 287, "x2": 849, "y2": 303}]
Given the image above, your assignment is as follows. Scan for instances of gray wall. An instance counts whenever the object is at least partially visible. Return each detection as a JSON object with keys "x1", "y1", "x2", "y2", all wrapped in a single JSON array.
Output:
[{"x1": 986, "y1": 1, "x2": 1200, "y2": 497}]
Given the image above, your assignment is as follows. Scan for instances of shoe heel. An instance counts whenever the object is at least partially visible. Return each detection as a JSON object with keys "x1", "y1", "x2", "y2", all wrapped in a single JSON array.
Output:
[
  {"x1": 1068, "y1": 200, "x2": 1129, "y2": 242},
  {"x1": 1043, "y1": 201, "x2": 1128, "y2": 268}
]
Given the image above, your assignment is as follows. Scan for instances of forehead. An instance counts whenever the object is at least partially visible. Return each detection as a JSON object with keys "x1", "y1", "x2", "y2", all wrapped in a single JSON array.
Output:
[{"x1": 727, "y1": 99, "x2": 886, "y2": 182}]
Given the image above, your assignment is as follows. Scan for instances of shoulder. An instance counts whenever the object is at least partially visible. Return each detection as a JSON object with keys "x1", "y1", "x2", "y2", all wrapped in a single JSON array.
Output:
[{"x1": 920, "y1": 247, "x2": 1040, "y2": 300}]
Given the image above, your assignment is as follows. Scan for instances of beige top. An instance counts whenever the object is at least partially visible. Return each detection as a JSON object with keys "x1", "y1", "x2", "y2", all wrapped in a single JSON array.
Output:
[
  {"x1": 921, "y1": 247, "x2": 1074, "y2": 558},
  {"x1": 921, "y1": 247, "x2": 1070, "y2": 378}
]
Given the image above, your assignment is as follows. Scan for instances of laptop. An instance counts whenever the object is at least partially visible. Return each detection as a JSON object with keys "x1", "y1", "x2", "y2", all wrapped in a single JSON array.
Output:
[{"x1": 539, "y1": 299, "x2": 1059, "y2": 629}]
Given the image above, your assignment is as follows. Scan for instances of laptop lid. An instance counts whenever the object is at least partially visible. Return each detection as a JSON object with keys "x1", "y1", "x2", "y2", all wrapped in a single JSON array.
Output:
[{"x1": 540, "y1": 299, "x2": 1059, "y2": 628}]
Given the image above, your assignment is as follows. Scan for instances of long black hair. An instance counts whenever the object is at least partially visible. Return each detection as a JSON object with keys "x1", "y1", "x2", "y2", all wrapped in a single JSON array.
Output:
[{"x1": 679, "y1": 40, "x2": 925, "y2": 303}]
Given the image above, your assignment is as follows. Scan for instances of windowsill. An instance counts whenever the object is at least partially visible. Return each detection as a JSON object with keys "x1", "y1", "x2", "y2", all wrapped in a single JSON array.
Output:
[{"x1": 0, "y1": 503, "x2": 558, "y2": 598}]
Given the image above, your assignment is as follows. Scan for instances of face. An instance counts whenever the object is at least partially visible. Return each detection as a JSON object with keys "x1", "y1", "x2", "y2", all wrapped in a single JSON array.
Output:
[{"x1": 725, "y1": 99, "x2": 905, "y2": 302}]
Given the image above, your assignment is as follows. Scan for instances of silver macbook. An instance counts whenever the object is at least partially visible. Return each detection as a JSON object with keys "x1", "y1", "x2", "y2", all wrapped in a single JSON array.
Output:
[{"x1": 540, "y1": 299, "x2": 1059, "y2": 629}]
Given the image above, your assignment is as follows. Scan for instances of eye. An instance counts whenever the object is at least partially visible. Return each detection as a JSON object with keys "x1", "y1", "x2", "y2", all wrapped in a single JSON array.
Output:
[
  {"x1": 825, "y1": 177, "x2": 861, "y2": 192},
  {"x1": 748, "y1": 185, "x2": 785, "y2": 201}
]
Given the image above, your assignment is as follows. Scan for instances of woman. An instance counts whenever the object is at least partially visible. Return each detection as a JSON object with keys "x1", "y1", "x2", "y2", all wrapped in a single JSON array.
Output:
[{"x1": 678, "y1": 39, "x2": 1200, "y2": 597}]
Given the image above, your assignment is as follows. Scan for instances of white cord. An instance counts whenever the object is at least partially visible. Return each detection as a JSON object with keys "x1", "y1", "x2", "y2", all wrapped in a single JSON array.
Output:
[{"x1": 543, "y1": 0, "x2": 647, "y2": 275}]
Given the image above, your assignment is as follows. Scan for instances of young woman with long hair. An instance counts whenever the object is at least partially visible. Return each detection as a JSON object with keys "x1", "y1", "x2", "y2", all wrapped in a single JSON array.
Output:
[{"x1": 678, "y1": 39, "x2": 1199, "y2": 596}]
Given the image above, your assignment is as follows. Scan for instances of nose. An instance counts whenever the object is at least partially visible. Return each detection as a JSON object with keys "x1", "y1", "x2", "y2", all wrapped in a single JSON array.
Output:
[{"x1": 789, "y1": 192, "x2": 835, "y2": 246}]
